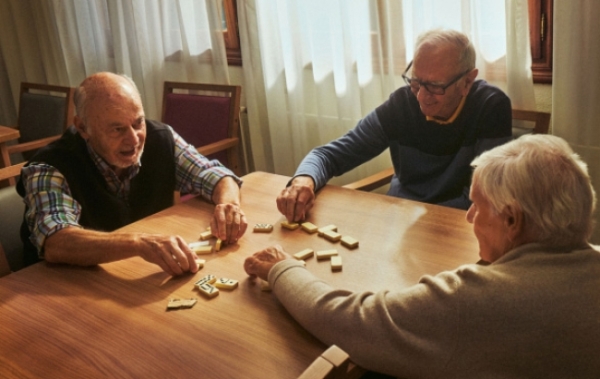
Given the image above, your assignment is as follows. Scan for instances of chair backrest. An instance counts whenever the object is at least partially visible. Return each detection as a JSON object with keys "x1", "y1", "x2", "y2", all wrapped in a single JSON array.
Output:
[
  {"x1": 0, "y1": 162, "x2": 26, "y2": 277},
  {"x1": 6, "y1": 82, "x2": 75, "y2": 165},
  {"x1": 297, "y1": 345, "x2": 365, "y2": 379},
  {"x1": 511, "y1": 108, "x2": 551, "y2": 137},
  {"x1": 162, "y1": 82, "x2": 243, "y2": 175}
]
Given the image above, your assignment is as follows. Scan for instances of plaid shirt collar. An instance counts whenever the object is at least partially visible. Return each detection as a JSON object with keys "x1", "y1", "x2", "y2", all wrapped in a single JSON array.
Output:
[{"x1": 85, "y1": 141, "x2": 142, "y2": 198}]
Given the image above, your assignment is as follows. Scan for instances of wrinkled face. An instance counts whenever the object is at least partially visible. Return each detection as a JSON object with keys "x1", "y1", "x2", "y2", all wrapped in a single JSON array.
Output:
[
  {"x1": 466, "y1": 181, "x2": 510, "y2": 263},
  {"x1": 76, "y1": 79, "x2": 146, "y2": 176},
  {"x1": 410, "y1": 43, "x2": 474, "y2": 120}
]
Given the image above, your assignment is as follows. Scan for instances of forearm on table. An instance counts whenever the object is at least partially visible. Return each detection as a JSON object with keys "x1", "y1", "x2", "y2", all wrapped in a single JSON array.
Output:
[
  {"x1": 269, "y1": 261, "x2": 458, "y2": 377},
  {"x1": 295, "y1": 117, "x2": 389, "y2": 190},
  {"x1": 43, "y1": 226, "x2": 141, "y2": 266},
  {"x1": 211, "y1": 176, "x2": 242, "y2": 205}
]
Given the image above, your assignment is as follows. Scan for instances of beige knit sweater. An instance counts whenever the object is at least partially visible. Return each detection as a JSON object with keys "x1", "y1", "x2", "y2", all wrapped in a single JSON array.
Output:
[{"x1": 268, "y1": 243, "x2": 600, "y2": 378}]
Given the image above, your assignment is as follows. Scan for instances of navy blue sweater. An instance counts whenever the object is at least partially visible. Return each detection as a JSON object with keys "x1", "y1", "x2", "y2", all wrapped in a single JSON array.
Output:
[{"x1": 294, "y1": 80, "x2": 512, "y2": 209}]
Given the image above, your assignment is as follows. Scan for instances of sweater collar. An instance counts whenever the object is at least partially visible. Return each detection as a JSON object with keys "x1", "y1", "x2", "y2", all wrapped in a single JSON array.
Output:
[{"x1": 425, "y1": 95, "x2": 467, "y2": 125}]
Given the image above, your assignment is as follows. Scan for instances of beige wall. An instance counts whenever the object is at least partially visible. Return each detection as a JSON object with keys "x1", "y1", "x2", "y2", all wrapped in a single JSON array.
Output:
[
  {"x1": 533, "y1": 83, "x2": 553, "y2": 132},
  {"x1": 533, "y1": 83, "x2": 552, "y2": 114}
]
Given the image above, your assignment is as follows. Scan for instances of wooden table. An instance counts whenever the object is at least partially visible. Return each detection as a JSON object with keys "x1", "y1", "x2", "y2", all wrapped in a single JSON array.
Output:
[
  {"x1": 0, "y1": 172, "x2": 479, "y2": 378},
  {"x1": 0, "y1": 125, "x2": 19, "y2": 167},
  {"x1": 0, "y1": 125, "x2": 20, "y2": 187}
]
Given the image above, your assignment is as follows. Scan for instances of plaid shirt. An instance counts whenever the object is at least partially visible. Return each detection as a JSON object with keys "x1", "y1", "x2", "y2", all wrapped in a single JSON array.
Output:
[{"x1": 21, "y1": 125, "x2": 241, "y2": 253}]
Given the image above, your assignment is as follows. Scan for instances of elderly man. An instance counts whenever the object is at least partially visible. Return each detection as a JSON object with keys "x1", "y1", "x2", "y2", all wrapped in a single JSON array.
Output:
[
  {"x1": 277, "y1": 29, "x2": 512, "y2": 221},
  {"x1": 246, "y1": 134, "x2": 600, "y2": 378},
  {"x1": 18, "y1": 72, "x2": 247, "y2": 276}
]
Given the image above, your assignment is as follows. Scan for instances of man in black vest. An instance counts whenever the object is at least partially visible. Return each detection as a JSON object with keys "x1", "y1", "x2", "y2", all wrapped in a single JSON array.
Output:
[{"x1": 18, "y1": 72, "x2": 247, "y2": 276}]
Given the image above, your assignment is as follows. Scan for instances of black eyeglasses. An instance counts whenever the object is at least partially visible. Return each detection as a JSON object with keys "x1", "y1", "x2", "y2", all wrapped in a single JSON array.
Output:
[{"x1": 402, "y1": 61, "x2": 471, "y2": 95}]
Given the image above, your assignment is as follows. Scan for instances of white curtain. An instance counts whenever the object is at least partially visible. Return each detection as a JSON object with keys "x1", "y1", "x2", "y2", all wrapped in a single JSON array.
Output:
[
  {"x1": 239, "y1": 0, "x2": 536, "y2": 185},
  {"x1": 0, "y1": 0, "x2": 230, "y2": 125},
  {"x1": 553, "y1": 1, "x2": 600, "y2": 244}
]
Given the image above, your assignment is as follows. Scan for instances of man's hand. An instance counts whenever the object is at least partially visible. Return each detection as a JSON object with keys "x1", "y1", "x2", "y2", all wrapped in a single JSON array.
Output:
[
  {"x1": 137, "y1": 233, "x2": 200, "y2": 276},
  {"x1": 276, "y1": 176, "x2": 316, "y2": 222},
  {"x1": 244, "y1": 245, "x2": 292, "y2": 281},
  {"x1": 210, "y1": 176, "x2": 248, "y2": 244},
  {"x1": 210, "y1": 203, "x2": 248, "y2": 244},
  {"x1": 44, "y1": 227, "x2": 200, "y2": 276}
]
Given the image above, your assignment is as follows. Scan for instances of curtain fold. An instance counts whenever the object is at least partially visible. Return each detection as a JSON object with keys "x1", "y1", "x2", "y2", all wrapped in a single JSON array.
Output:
[
  {"x1": 0, "y1": 0, "x2": 230, "y2": 125},
  {"x1": 553, "y1": 1, "x2": 600, "y2": 243},
  {"x1": 239, "y1": 0, "x2": 536, "y2": 185}
]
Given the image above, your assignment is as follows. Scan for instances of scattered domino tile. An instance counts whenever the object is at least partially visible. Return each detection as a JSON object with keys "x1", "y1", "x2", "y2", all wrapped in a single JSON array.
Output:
[
  {"x1": 323, "y1": 230, "x2": 342, "y2": 242},
  {"x1": 293, "y1": 248, "x2": 314, "y2": 260},
  {"x1": 214, "y1": 238, "x2": 223, "y2": 252},
  {"x1": 331, "y1": 256, "x2": 343, "y2": 272},
  {"x1": 253, "y1": 223, "x2": 274, "y2": 233},
  {"x1": 301, "y1": 222, "x2": 319, "y2": 234},
  {"x1": 189, "y1": 241, "x2": 209, "y2": 249},
  {"x1": 195, "y1": 258, "x2": 206, "y2": 268},
  {"x1": 281, "y1": 221, "x2": 300, "y2": 230},
  {"x1": 167, "y1": 298, "x2": 184, "y2": 310},
  {"x1": 192, "y1": 245, "x2": 213, "y2": 255},
  {"x1": 214, "y1": 278, "x2": 239, "y2": 290},
  {"x1": 317, "y1": 224, "x2": 338, "y2": 236},
  {"x1": 167, "y1": 298, "x2": 198, "y2": 310},
  {"x1": 197, "y1": 283, "x2": 219, "y2": 298},
  {"x1": 195, "y1": 274, "x2": 217, "y2": 288},
  {"x1": 179, "y1": 298, "x2": 198, "y2": 308},
  {"x1": 341, "y1": 236, "x2": 359, "y2": 249},
  {"x1": 260, "y1": 280, "x2": 271, "y2": 292},
  {"x1": 199, "y1": 230, "x2": 214, "y2": 241},
  {"x1": 316, "y1": 249, "x2": 339, "y2": 260}
]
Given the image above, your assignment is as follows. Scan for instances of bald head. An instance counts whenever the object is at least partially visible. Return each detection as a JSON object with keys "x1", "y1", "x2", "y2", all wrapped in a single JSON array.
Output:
[
  {"x1": 72, "y1": 72, "x2": 147, "y2": 174},
  {"x1": 74, "y1": 72, "x2": 142, "y2": 123}
]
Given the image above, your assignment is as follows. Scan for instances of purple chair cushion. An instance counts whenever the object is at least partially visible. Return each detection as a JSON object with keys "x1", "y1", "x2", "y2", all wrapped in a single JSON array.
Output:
[{"x1": 163, "y1": 93, "x2": 231, "y2": 165}]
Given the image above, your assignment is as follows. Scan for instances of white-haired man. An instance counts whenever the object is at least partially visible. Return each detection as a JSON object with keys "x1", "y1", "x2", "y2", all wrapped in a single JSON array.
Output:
[
  {"x1": 277, "y1": 28, "x2": 512, "y2": 220},
  {"x1": 247, "y1": 134, "x2": 600, "y2": 378}
]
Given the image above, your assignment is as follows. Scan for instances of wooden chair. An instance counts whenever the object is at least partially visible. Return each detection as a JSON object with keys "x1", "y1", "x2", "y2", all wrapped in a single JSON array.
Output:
[
  {"x1": 343, "y1": 109, "x2": 551, "y2": 192},
  {"x1": 511, "y1": 108, "x2": 551, "y2": 137},
  {"x1": 1, "y1": 82, "x2": 75, "y2": 185},
  {"x1": 161, "y1": 81, "x2": 243, "y2": 176},
  {"x1": 0, "y1": 162, "x2": 26, "y2": 277}
]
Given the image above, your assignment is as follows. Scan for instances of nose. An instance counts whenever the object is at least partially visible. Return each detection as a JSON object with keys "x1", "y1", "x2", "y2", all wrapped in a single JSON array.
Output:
[
  {"x1": 465, "y1": 205, "x2": 474, "y2": 224},
  {"x1": 416, "y1": 85, "x2": 434, "y2": 103},
  {"x1": 124, "y1": 125, "x2": 141, "y2": 145}
]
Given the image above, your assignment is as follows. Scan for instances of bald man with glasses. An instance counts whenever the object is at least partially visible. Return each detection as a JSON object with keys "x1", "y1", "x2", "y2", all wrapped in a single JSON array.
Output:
[{"x1": 277, "y1": 28, "x2": 512, "y2": 220}]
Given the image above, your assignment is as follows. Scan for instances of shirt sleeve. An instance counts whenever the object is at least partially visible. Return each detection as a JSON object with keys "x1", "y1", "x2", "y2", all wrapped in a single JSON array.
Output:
[
  {"x1": 293, "y1": 111, "x2": 390, "y2": 191},
  {"x1": 171, "y1": 127, "x2": 242, "y2": 202},
  {"x1": 268, "y1": 260, "x2": 461, "y2": 378},
  {"x1": 21, "y1": 163, "x2": 83, "y2": 255}
]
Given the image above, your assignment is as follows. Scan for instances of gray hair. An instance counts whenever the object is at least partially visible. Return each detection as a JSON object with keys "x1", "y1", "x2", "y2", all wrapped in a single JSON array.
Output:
[
  {"x1": 415, "y1": 29, "x2": 476, "y2": 72},
  {"x1": 73, "y1": 72, "x2": 140, "y2": 123},
  {"x1": 471, "y1": 134, "x2": 596, "y2": 248}
]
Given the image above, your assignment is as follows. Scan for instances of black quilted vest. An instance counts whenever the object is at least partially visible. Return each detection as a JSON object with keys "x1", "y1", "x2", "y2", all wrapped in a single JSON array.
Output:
[{"x1": 17, "y1": 119, "x2": 176, "y2": 267}]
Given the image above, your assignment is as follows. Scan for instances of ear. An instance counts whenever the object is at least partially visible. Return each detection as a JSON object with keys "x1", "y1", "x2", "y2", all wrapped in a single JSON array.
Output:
[
  {"x1": 460, "y1": 68, "x2": 478, "y2": 96},
  {"x1": 503, "y1": 204, "x2": 525, "y2": 242},
  {"x1": 73, "y1": 115, "x2": 91, "y2": 141}
]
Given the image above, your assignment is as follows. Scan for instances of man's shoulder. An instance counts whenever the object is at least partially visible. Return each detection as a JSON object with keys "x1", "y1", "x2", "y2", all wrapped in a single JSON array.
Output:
[
  {"x1": 470, "y1": 80, "x2": 509, "y2": 99},
  {"x1": 145, "y1": 119, "x2": 170, "y2": 132}
]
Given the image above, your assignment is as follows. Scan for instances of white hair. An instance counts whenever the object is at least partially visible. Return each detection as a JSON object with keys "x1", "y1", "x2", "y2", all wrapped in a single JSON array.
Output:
[
  {"x1": 471, "y1": 134, "x2": 596, "y2": 248},
  {"x1": 415, "y1": 29, "x2": 476, "y2": 72}
]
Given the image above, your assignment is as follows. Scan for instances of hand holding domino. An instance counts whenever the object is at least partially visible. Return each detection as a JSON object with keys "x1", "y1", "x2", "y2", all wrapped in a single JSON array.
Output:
[{"x1": 275, "y1": 176, "x2": 316, "y2": 222}]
